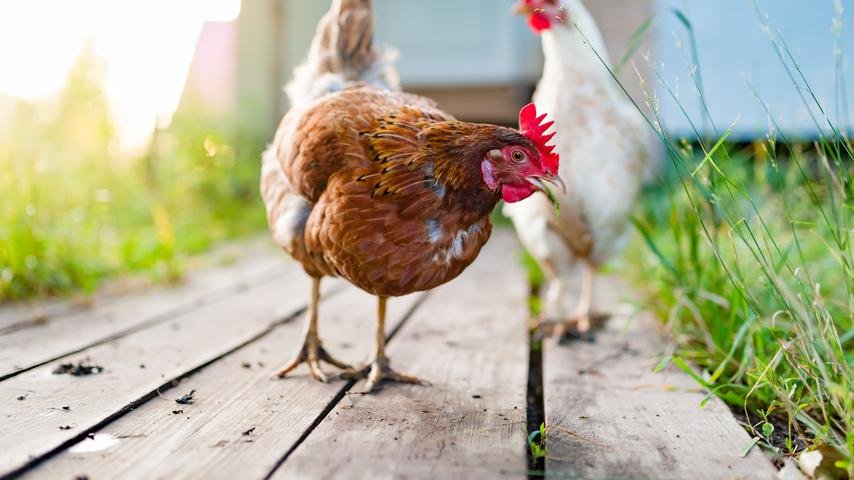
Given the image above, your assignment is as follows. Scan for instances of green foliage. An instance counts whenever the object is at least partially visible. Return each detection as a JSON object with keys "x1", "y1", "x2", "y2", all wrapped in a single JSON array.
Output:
[
  {"x1": 627, "y1": 139, "x2": 852, "y2": 463},
  {"x1": 567, "y1": 4, "x2": 854, "y2": 466},
  {"x1": 527, "y1": 422, "x2": 548, "y2": 461},
  {"x1": 616, "y1": 6, "x2": 853, "y2": 466},
  {"x1": 0, "y1": 55, "x2": 267, "y2": 301}
]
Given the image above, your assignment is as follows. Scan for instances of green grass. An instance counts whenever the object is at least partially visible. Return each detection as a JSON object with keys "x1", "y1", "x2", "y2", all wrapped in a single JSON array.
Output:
[
  {"x1": 625, "y1": 141, "x2": 852, "y2": 465},
  {"x1": 0, "y1": 55, "x2": 267, "y2": 302},
  {"x1": 506, "y1": 3, "x2": 854, "y2": 471},
  {"x1": 610, "y1": 5, "x2": 853, "y2": 470}
]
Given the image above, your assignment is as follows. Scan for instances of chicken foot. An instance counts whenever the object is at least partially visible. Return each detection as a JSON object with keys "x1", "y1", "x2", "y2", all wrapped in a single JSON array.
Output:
[
  {"x1": 275, "y1": 277, "x2": 353, "y2": 382},
  {"x1": 343, "y1": 296, "x2": 425, "y2": 393}
]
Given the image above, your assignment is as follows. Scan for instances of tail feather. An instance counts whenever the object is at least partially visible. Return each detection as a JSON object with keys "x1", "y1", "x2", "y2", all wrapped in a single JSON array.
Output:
[{"x1": 286, "y1": 0, "x2": 398, "y2": 107}]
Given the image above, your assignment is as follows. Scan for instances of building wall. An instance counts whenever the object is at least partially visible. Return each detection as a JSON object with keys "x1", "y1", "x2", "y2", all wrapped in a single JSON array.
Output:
[
  {"x1": 656, "y1": 0, "x2": 853, "y2": 139},
  {"x1": 237, "y1": 0, "x2": 653, "y2": 126}
]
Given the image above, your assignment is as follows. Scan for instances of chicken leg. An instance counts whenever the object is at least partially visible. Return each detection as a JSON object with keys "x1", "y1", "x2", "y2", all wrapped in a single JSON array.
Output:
[
  {"x1": 551, "y1": 260, "x2": 595, "y2": 337},
  {"x1": 275, "y1": 277, "x2": 353, "y2": 382},
  {"x1": 540, "y1": 260, "x2": 600, "y2": 338},
  {"x1": 347, "y1": 296, "x2": 424, "y2": 393}
]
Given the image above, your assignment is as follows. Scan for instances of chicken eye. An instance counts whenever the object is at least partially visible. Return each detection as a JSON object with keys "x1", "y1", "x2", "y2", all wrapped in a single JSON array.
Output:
[{"x1": 511, "y1": 150, "x2": 526, "y2": 163}]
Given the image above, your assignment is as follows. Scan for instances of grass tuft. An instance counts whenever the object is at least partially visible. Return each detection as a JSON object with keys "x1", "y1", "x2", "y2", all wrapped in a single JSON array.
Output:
[{"x1": 554, "y1": 3, "x2": 854, "y2": 467}]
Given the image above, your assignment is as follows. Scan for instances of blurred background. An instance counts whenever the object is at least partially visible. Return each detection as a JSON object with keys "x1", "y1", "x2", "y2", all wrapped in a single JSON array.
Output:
[
  {"x1": 3, "y1": 0, "x2": 850, "y2": 462},
  {"x1": 0, "y1": 0, "x2": 850, "y2": 301}
]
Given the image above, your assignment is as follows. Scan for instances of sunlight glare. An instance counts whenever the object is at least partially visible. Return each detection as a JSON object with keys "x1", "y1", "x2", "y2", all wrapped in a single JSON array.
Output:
[{"x1": 0, "y1": 0, "x2": 242, "y2": 152}]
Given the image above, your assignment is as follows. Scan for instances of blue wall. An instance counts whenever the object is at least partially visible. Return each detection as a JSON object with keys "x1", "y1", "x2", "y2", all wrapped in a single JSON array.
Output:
[{"x1": 656, "y1": 0, "x2": 853, "y2": 139}]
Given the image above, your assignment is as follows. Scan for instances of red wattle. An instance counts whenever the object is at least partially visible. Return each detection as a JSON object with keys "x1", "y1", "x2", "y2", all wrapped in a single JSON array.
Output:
[
  {"x1": 528, "y1": 13, "x2": 552, "y2": 33},
  {"x1": 501, "y1": 183, "x2": 535, "y2": 203}
]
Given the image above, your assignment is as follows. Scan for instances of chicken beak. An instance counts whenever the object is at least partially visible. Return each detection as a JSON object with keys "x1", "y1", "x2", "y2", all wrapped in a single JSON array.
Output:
[
  {"x1": 512, "y1": 1, "x2": 533, "y2": 15},
  {"x1": 526, "y1": 174, "x2": 567, "y2": 195}
]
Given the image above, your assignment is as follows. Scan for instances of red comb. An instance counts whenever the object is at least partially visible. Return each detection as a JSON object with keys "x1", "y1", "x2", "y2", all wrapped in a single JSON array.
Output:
[{"x1": 518, "y1": 103, "x2": 559, "y2": 175}]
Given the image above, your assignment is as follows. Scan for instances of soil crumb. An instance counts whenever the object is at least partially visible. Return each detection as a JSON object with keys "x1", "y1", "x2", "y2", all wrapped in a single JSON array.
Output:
[{"x1": 53, "y1": 362, "x2": 104, "y2": 376}]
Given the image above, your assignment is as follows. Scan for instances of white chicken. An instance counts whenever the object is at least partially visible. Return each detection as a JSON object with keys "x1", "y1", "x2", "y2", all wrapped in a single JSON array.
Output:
[{"x1": 505, "y1": 0, "x2": 653, "y2": 336}]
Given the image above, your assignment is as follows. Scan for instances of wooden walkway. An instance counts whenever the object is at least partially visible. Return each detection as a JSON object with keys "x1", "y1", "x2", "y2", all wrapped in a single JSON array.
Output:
[{"x1": 0, "y1": 232, "x2": 777, "y2": 479}]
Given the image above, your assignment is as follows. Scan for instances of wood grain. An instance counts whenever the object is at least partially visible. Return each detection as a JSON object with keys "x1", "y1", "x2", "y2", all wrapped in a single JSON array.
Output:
[
  {"x1": 273, "y1": 232, "x2": 531, "y2": 480},
  {"x1": 20, "y1": 288, "x2": 423, "y2": 480},
  {"x1": 0, "y1": 266, "x2": 317, "y2": 477},
  {"x1": 543, "y1": 278, "x2": 777, "y2": 479},
  {"x1": 0, "y1": 247, "x2": 285, "y2": 379}
]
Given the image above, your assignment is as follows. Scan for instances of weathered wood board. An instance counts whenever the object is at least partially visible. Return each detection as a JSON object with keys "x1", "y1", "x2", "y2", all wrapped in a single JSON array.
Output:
[
  {"x1": 543, "y1": 278, "x2": 777, "y2": 479},
  {"x1": 20, "y1": 288, "x2": 423, "y2": 480},
  {"x1": 0, "y1": 254, "x2": 288, "y2": 379},
  {"x1": 273, "y1": 233, "x2": 531, "y2": 479},
  {"x1": 0, "y1": 250, "x2": 286, "y2": 380},
  {"x1": 0, "y1": 230, "x2": 784, "y2": 480},
  {"x1": 0, "y1": 267, "x2": 316, "y2": 477},
  {"x1": 0, "y1": 239, "x2": 278, "y2": 333}
]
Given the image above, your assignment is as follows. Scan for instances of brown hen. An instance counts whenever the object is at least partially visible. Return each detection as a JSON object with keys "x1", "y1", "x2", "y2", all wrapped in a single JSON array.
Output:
[{"x1": 261, "y1": 0, "x2": 563, "y2": 392}]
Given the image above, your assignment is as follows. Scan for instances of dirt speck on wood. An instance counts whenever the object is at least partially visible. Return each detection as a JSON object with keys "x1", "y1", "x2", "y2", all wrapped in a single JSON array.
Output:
[
  {"x1": 53, "y1": 362, "x2": 104, "y2": 376},
  {"x1": 175, "y1": 389, "x2": 196, "y2": 405}
]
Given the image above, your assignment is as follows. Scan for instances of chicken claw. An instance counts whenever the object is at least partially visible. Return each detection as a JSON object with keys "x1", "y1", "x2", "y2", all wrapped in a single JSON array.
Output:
[
  {"x1": 274, "y1": 277, "x2": 353, "y2": 383},
  {"x1": 536, "y1": 312, "x2": 609, "y2": 341},
  {"x1": 275, "y1": 335, "x2": 353, "y2": 383},
  {"x1": 342, "y1": 355, "x2": 427, "y2": 393},
  {"x1": 340, "y1": 296, "x2": 427, "y2": 393}
]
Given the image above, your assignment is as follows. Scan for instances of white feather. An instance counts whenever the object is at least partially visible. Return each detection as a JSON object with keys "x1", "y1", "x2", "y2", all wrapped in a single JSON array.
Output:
[{"x1": 505, "y1": 0, "x2": 654, "y2": 316}]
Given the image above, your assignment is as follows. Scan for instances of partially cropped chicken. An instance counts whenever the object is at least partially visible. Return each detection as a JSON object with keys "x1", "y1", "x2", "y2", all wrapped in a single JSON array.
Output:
[
  {"x1": 261, "y1": 0, "x2": 563, "y2": 392},
  {"x1": 505, "y1": 0, "x2": 652, "y2": 336}
]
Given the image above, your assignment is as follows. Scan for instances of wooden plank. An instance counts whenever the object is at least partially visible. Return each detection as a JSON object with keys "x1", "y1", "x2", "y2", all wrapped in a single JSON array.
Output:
[
  {"x1": 0, "y1": 246, "x2": 286, "y2": 380},
  {"x1": 543, "y1": 278, "x2": 777, "y2": 479},
  {"x1": 0, "y1": 238, "x2": 277, "y2": 332},
  {"x1": 273, "y1": 232, "x2": 531, "y2": 479},
  {"x1": 0, "y1": 266, "x2": 322, "y2": 477},
  {"x1": 20, "y1": 289, "x2": 423, "y2": 480}
]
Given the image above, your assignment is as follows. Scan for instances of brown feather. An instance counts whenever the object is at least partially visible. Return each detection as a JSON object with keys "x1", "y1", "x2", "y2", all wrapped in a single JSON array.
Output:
[{"x1": 265, "y1": 85, "x2": 532, "y2": 296}]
